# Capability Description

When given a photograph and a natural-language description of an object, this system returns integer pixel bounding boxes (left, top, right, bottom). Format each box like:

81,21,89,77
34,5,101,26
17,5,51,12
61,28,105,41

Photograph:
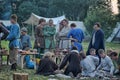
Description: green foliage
16,1,40,22
84,0,117,38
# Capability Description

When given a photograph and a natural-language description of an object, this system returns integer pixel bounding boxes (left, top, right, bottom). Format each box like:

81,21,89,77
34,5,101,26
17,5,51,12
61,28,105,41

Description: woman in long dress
57,19,70,49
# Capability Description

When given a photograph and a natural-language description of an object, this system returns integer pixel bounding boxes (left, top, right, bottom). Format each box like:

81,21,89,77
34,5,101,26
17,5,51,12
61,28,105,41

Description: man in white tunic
96,49,114,77
80,51,99,77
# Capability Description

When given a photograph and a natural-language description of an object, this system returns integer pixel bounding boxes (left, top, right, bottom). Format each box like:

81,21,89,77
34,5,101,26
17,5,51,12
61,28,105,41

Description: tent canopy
106,22,120,43
24,13,66,25
0,20,11,26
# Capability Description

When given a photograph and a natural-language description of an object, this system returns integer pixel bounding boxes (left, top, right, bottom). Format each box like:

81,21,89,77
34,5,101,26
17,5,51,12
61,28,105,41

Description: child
36,52,58,76
19,27,34,69
59,49,81,77
20,27,32,50
80,49,99,77
110,52,120,75
97,49,114,77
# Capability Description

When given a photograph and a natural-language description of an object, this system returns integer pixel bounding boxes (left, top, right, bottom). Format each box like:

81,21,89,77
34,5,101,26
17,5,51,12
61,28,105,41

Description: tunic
67,28,84,52
97,56,114,75
20,34,32,49
60,52,81,77
80,55,99,77
58,26,70,49
34,26,45,48
43,25,56,49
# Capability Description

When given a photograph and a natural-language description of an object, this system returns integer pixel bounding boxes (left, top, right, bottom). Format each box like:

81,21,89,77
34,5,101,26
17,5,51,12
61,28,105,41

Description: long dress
43,25,56,49
58,26,70,49
60,52,81,77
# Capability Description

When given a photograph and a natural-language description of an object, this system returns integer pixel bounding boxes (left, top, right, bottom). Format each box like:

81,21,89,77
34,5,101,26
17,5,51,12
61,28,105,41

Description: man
87,22,105,56
97,49,114,77
0,14,20,70
67,23,84,52
80,50,99,77
43,19,56,52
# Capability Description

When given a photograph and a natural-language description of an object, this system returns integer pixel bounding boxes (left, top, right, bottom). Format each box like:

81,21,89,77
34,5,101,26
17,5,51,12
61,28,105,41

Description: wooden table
18,50,38,70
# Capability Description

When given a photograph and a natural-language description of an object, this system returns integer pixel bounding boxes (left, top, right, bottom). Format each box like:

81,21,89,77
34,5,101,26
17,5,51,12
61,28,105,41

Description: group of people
36,47,120,78
0,14,120,79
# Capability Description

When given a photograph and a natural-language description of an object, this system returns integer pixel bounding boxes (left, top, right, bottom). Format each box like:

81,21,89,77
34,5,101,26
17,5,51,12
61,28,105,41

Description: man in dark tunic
87,22,105,57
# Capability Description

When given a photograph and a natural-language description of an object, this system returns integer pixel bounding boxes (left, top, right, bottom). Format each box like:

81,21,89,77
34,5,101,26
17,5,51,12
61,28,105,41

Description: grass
0,41,120,80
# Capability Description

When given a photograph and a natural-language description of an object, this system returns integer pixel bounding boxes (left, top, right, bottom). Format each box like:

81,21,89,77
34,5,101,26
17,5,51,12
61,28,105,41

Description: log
13,73,28,80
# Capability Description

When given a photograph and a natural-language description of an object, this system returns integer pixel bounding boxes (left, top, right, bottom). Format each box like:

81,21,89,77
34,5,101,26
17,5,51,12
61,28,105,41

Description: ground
0,41,120,80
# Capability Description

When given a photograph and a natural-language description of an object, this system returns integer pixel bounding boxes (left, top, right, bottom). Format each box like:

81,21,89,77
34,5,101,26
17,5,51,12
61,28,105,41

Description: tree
16,1,39,22
84,0,117,38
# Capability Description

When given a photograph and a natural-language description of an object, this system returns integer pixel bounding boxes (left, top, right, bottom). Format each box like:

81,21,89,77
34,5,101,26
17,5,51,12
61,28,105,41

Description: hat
21,27,27,32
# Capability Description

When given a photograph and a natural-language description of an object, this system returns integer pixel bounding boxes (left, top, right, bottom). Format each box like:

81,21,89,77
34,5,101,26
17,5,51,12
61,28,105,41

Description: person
80,49,99,77
96,49,114,77
43,19,56,52
0,14,20,70
34,19,46,58
87,22,105,56
67,23,84,52
36,52,58,76
57,19,70,49
20,27,34,69
59,48,81,77
20,27,32,50
110,52,120,75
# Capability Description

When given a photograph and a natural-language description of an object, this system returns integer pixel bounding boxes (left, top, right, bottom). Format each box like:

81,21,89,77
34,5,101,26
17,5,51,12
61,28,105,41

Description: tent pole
32,22,34,40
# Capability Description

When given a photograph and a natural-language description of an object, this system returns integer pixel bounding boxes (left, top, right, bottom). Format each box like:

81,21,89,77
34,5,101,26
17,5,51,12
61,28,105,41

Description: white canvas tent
106,22,120,43
0,20,11,26
24,13,66,25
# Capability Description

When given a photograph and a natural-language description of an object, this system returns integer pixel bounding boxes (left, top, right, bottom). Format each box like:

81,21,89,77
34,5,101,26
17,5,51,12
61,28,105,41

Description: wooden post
13,73,28,80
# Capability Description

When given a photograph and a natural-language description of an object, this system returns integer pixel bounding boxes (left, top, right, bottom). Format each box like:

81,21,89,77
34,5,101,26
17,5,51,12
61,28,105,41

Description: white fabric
92,32,96,46
24,13,66,25
0,20,11,26
71,50,79,54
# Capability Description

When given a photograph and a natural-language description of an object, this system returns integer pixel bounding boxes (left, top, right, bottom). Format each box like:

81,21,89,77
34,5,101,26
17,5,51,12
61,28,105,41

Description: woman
59,49,81,77
57,19,70,49
36,52,58,76
43,19,56,51
34,18,46,58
